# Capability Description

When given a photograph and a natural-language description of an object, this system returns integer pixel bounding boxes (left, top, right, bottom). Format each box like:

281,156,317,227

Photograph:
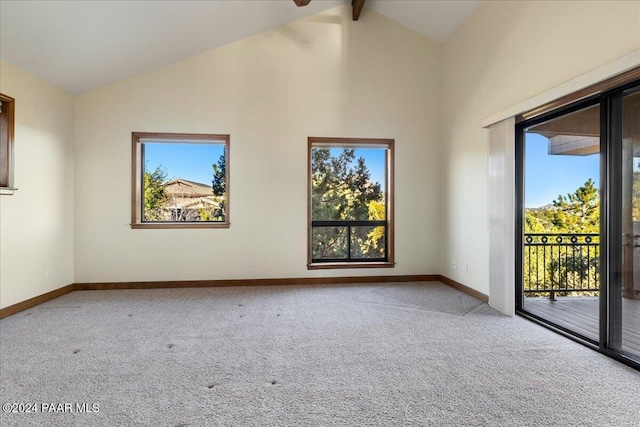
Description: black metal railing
311,220,387,263
524,233,600,299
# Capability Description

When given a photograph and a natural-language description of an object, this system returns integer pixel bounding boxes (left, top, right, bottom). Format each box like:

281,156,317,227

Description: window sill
307,261,395,270
131,222,230,229
0,187,17,195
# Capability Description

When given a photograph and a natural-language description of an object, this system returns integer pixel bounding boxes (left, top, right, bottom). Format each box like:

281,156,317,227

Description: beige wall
441,0,640,295
0,61,74,308
73,6,442,283
5,1,638,307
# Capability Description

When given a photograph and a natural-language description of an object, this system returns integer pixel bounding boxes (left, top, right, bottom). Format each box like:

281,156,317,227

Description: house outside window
131,132,229,229
308,137,394,269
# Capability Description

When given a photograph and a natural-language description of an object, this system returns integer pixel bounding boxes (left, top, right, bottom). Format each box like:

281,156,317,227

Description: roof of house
164,179,214,198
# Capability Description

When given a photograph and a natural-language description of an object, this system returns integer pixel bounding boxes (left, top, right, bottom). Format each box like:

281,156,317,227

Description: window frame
0,93,16,194
307,136,395,269
131,132,230,229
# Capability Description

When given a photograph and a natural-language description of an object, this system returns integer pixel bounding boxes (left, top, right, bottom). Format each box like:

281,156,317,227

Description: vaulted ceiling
0,1,481,95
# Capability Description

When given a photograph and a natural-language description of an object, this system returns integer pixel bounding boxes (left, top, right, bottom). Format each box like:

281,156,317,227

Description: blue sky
329,148,386,186
145,143,225,185
524,133,599,208
145,137,596,207
144,144,387,187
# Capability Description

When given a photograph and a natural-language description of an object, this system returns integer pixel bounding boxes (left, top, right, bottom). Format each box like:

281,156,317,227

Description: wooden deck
524,296,640,358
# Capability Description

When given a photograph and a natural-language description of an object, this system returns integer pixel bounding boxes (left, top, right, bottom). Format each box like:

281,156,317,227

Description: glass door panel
522,104,601,342
615,89,640,360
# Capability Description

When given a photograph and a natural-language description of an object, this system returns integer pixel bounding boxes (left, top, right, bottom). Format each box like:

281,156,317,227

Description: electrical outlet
465,263,469,273
45,267,52,278
249,259,255,268
451,260,457,270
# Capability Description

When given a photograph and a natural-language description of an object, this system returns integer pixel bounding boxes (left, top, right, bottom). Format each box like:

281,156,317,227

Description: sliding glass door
609,87,640,362
519,103,601,342
517,80,640,368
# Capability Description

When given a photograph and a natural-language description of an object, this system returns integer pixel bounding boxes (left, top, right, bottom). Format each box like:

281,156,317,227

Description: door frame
515,81,640,371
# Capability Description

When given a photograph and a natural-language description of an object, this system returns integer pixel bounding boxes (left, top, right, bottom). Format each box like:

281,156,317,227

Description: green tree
550,178,600,233
211,152,226,221
311,148,384,259
523,179,601,297
198,206,218,221
524,210,549,233
311,149,381,220
549,179,601,293
363,200,386,256
144,165,170,221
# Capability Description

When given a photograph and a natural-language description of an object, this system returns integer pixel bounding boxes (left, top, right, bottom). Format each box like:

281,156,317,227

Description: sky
328,147,386,186
524,133,599,208
144,143,225,185
145,143,388,188
145,137,597,207
144,136,601,207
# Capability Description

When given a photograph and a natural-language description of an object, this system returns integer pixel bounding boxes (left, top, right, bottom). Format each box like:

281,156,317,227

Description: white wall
0,61,74,308
73,6,442,283
440,0,640,298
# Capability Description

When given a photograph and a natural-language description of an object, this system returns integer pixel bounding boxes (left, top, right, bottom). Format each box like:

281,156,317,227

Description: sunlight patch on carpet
360,282,484,316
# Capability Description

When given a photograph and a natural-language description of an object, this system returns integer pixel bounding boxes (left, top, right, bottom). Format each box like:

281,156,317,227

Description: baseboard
438,275,489,303
73,274,440,290
1,274,487,319
0,284,75,319
74,275,488,303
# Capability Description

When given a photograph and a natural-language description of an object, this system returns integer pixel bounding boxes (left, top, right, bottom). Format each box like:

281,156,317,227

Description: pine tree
551,178,599,233
311,149,381,221
211,152,226,221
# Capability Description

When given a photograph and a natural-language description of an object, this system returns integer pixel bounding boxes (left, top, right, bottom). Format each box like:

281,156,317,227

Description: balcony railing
524,233,600,299
311,220,387,263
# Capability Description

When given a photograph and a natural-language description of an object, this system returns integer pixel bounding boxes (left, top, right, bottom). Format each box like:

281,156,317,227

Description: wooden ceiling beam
352,0,366,21
293,0,365,20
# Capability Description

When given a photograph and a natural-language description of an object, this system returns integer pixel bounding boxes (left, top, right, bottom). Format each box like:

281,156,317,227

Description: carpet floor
0,281,638,426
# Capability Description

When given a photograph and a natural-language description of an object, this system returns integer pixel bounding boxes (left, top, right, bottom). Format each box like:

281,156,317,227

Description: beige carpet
1,282,639,426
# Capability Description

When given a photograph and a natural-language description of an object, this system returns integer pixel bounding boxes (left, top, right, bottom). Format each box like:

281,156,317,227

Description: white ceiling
367,0,480,43
0,0,481,95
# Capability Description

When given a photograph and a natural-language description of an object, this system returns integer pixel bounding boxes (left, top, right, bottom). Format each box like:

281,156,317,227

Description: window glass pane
311,148,386,221
310,144,389,263
142,142,226,222
617,88,640,361
521,104,601,342
312,226,348,259
350,225,386,259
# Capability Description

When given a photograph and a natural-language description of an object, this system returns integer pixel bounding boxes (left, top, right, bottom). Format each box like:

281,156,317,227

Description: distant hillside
527,203,556,211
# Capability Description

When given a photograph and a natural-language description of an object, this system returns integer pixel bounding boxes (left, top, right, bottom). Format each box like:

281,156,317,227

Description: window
131,132,229,229
0,93,16,194
308,137,394,269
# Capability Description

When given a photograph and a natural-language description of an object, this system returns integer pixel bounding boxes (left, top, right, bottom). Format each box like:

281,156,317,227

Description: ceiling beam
352,0,366,21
